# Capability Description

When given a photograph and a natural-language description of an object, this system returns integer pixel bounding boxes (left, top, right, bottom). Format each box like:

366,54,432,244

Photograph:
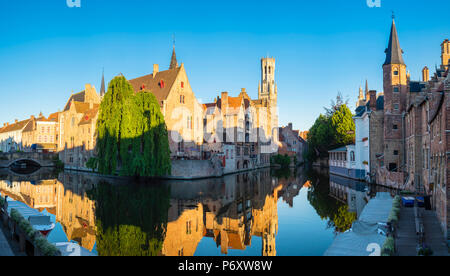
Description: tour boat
6,199,55,237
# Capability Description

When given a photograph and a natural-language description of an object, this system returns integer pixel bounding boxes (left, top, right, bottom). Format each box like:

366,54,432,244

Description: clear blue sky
0,0,449,131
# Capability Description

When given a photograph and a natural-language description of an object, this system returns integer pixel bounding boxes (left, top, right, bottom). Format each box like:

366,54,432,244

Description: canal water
0,167,395,256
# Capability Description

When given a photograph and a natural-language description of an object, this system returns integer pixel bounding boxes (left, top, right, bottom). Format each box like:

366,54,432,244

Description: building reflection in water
0,168,311,256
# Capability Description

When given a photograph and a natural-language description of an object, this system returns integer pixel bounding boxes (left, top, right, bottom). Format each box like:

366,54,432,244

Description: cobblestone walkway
396,207,448,256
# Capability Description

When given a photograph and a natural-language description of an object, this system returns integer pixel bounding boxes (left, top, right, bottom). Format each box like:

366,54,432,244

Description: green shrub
271,154,291,168
10,208,60,255
86,157,98,172
381,237,395,256
34,236,60,256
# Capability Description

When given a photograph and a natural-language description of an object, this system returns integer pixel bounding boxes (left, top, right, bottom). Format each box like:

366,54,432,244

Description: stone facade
58,84,101,170
278,123,307,165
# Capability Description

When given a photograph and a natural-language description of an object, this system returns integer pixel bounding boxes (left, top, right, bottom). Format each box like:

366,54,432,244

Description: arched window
350,151,355,162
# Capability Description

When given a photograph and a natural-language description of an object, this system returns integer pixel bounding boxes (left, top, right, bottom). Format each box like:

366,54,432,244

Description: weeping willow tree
95,76,171,177
87,181,171,256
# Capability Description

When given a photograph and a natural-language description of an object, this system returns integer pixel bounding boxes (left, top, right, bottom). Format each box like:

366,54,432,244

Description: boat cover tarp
324,192,393,256
358,192,393,224
323,221,387,256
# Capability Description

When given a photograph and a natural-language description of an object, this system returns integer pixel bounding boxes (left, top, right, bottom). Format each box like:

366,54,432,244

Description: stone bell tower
258,57,279,147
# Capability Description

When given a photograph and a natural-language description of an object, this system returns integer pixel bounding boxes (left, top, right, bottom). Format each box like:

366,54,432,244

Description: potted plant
417,244,433,256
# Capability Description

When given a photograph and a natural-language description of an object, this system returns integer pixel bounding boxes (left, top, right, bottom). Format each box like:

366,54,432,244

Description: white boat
6,199,55,237
54,241,97,256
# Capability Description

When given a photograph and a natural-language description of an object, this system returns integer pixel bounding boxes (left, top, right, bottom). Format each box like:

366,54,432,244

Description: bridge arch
7,158,44,168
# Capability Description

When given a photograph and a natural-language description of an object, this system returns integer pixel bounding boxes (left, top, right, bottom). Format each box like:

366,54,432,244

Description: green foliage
271,154,291,168
305,93,355,163
34,236,60,256
86,157,98,172
11,209,38,241
333,205,357,233
87,181,171,256
305,169,355,233
388,197,401,224
418,245,433,256
381,237,395,256
10,209,60,255
95,76,171,177
0,196,5,208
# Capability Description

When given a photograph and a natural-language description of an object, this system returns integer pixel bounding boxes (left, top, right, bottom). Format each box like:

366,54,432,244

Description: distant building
0,118,31,152
22,112,59,153
278,123,307,165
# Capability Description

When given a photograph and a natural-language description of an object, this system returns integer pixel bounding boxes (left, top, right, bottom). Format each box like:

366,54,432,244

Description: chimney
422,66,430,82
221,92,229,110
14,119,18,124
30,115,35,120
369,90,377,110
153,64,159,77
288,123,293,130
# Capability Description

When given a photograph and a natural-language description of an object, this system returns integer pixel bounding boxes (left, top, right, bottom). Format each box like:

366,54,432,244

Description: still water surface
0,167,394,256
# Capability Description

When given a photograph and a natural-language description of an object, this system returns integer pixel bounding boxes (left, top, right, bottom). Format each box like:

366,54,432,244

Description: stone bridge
0,152,57,168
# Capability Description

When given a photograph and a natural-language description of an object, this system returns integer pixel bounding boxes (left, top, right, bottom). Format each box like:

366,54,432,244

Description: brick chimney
14,119,18,123
422,66,430,82
369,90,377,110
153,64,159,78
221,92,229,111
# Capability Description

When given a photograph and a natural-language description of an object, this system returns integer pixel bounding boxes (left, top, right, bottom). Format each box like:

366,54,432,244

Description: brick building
357,18,450,239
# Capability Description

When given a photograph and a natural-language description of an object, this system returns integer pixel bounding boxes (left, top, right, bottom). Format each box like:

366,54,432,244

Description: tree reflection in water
305,168,357,234
87,181,171,256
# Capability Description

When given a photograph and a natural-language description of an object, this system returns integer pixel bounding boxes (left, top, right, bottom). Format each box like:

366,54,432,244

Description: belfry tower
258,57,279,147
382,17,407,171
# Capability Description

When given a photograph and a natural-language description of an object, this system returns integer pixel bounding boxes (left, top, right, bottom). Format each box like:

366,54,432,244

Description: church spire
100,68,105,97
384,18,405,65
169,36,178,70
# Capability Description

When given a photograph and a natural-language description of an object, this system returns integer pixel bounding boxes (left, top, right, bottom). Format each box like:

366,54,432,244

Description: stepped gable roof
129,66,182,104
78,106,99,126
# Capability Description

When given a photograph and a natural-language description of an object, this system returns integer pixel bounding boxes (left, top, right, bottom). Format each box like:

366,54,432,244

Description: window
393,124,398,130
159,80,165,88
394,70,399,76
394,150,399,156
181,81,184,88
350,151,355,162
394,104,399,110
393,87,399,92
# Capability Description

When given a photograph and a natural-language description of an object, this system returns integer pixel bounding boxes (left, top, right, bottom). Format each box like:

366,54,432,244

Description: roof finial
172,33,176,49
392,11,395,20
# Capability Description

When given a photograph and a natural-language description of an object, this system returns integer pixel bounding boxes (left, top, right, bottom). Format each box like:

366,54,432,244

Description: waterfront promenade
0,224,14,256
396,207,448,256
